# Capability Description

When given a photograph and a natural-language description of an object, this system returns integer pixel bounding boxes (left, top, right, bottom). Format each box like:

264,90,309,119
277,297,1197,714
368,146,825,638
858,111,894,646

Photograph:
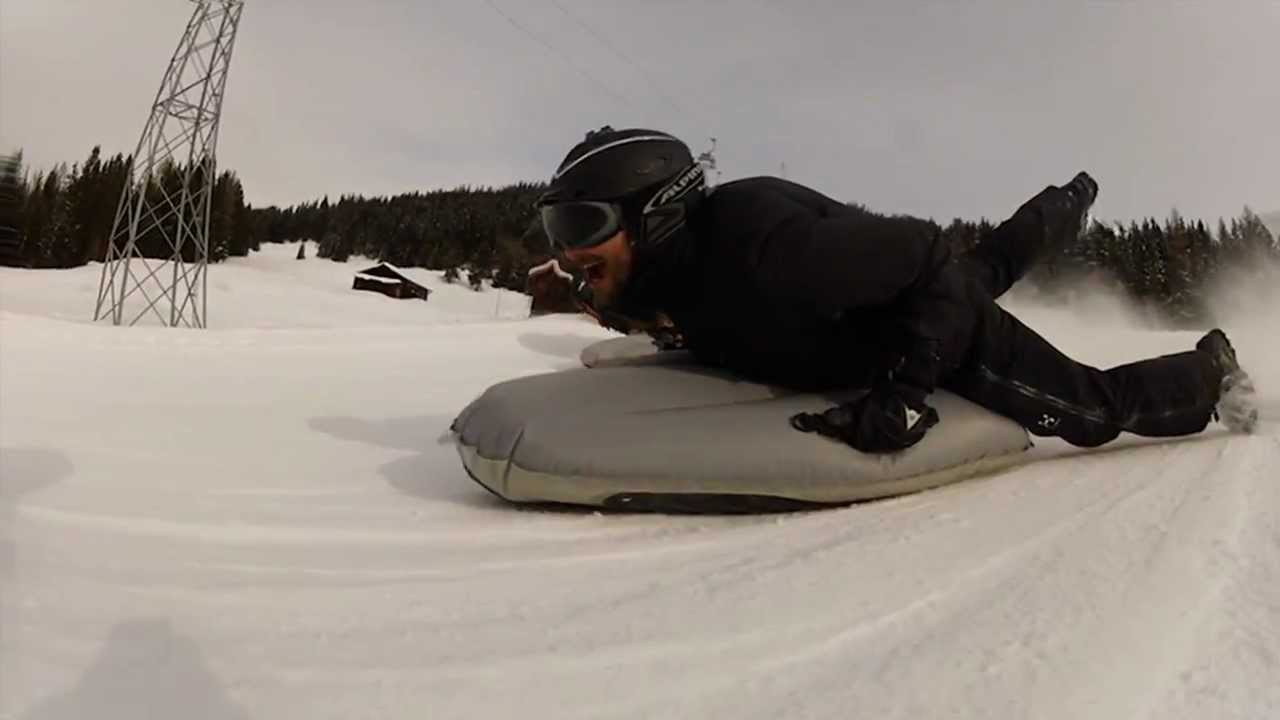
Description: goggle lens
540,201,622,250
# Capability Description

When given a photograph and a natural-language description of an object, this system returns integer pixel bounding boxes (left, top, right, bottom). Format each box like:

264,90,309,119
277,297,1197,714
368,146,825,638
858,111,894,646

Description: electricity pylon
94,1,244,328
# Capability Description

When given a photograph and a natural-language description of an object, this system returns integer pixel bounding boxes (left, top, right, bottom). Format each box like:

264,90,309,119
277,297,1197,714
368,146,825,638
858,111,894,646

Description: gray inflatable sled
452,335,1031,512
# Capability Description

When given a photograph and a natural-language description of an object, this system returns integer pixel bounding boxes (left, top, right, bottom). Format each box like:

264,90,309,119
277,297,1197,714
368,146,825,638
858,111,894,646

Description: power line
482,0,638,113
547,0,693,120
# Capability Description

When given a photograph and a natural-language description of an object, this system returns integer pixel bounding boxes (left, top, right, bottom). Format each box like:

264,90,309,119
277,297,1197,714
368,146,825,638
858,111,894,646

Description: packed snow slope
2,242,1278,719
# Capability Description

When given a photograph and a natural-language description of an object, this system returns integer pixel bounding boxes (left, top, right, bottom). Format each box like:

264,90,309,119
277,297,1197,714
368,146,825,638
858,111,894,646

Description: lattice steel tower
94,1,244,327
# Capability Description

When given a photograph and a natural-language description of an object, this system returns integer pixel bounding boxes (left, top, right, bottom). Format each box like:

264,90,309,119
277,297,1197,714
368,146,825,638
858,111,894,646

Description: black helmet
536,126,705,252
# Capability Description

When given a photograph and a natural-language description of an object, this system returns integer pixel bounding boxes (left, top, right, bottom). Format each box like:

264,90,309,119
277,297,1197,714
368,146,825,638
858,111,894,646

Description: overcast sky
3,0,1277,223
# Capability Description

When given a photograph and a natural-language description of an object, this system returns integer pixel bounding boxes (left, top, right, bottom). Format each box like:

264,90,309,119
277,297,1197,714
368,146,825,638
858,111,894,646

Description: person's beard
588,223,699,333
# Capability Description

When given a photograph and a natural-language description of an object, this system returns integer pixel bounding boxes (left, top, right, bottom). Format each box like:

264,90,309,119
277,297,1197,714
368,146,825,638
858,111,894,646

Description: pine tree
26,166,71,268
1237,206,1275,259
208,170,235,262
64,147,102,267
0,150,25,266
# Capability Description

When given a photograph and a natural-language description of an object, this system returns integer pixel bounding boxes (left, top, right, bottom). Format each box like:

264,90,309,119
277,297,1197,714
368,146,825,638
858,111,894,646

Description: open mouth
580,260,606,285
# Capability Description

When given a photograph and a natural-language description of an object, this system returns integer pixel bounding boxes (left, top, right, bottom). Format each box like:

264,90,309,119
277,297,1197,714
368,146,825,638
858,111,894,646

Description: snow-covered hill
0,242,532,328
2,243,1278,719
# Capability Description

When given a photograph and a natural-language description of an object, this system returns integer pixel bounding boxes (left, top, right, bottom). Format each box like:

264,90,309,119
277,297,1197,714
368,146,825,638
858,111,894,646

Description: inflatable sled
451,335,1031,512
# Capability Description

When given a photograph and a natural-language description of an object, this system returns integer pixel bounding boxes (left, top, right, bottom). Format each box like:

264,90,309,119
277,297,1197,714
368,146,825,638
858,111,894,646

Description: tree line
1013,208,1276,325
250,189,1280,325
0,146,255,269
250,184,552,292
4,146,1276,325
815,204,1278,326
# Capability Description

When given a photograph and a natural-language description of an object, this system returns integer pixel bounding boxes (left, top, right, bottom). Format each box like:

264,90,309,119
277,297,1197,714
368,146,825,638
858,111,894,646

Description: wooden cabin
353,262,431,301
526,259,580,315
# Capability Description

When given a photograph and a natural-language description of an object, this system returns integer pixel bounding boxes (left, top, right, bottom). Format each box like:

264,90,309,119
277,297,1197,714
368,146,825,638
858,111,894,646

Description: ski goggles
539,200,624,250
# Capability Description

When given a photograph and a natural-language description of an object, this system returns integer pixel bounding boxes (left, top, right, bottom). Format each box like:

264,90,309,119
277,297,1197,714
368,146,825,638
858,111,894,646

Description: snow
0,242,531,329
352,273,400,285
2,241,1278,719
528,258,575,281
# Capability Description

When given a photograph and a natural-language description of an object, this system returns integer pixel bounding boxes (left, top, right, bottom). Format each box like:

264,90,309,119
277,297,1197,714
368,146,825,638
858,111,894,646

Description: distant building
526,259,580,315
353,262,431,301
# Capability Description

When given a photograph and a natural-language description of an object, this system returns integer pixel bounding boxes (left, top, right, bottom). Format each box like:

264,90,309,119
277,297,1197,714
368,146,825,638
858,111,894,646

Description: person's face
560,229,633,309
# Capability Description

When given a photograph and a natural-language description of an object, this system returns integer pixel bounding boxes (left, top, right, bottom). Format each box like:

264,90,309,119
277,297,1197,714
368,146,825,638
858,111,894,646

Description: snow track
2,244,1277,719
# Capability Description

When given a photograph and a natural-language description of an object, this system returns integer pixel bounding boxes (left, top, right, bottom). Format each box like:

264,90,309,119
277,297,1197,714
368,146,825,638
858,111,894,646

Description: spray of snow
1001,257,1280,395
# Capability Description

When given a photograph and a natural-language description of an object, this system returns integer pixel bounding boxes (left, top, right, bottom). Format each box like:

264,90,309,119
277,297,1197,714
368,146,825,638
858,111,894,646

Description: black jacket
617,177,980,393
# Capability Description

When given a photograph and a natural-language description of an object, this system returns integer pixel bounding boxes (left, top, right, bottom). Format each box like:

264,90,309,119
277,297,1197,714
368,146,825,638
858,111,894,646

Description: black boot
962,171,1102,299
1196,328,1259,433
1196,328,1240,376
1062,171,1098,210
1061,171,1098,240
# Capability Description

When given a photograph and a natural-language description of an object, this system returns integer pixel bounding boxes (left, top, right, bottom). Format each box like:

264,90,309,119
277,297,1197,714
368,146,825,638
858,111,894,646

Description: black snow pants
940,187,1223,447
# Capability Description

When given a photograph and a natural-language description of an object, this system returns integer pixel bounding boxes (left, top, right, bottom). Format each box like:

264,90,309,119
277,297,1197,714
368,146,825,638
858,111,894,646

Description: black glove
648,325,686,351
790,383,939,453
